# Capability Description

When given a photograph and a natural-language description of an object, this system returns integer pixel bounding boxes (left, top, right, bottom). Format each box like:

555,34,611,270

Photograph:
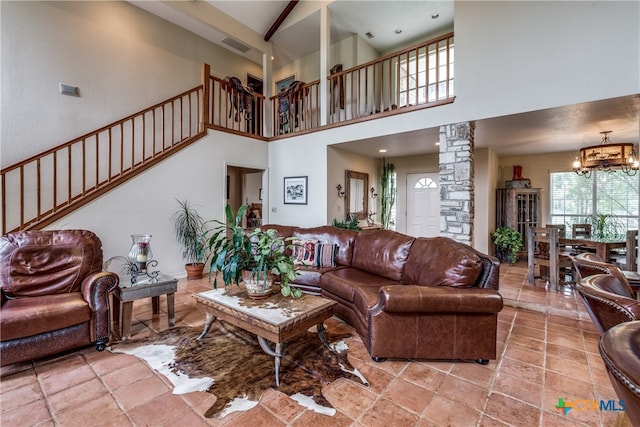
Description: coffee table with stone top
193,284,337,387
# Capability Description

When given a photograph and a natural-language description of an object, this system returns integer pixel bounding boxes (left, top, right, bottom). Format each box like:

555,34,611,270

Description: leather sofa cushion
378,285,503,313
294,226,357,267
0,230,102,298
351,230,415,281
293,265,347,287
403,237,482,288
1,293,91,340
321,267,398,303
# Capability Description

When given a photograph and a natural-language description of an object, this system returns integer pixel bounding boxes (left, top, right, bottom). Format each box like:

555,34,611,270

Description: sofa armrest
81,271,119,341
377,285,503,314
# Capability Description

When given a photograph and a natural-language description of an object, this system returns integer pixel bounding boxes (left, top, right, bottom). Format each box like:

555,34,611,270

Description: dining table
559,235,627,263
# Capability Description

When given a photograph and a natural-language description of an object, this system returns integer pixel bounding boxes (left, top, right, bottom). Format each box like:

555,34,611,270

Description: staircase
1,78,209,234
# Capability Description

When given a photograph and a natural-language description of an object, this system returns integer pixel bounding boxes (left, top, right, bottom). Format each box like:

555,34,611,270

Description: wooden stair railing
1,85,205,234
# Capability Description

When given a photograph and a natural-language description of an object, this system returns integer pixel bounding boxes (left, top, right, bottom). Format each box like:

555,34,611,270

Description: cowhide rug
109,323,368,418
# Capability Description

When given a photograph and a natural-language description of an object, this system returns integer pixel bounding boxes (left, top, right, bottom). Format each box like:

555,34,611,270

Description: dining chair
599,321,640,427
527,226,573,292
572,252,639,299
572,223,592,237
545,224,566,237
577,274,639,334
625,229,637,271
570,223,593,255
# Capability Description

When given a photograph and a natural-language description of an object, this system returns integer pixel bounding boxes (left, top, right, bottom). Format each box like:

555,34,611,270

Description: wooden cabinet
496,188,541,251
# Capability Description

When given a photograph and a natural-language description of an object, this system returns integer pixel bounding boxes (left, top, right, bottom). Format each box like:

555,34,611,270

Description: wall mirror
345,170,368,220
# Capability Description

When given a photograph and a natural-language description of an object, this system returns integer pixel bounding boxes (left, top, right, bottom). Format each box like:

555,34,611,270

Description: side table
112,273,178,340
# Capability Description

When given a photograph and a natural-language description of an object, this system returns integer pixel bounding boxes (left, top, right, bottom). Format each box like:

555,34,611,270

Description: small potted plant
204,204,301,299
492,226,523,264
170,199,208,280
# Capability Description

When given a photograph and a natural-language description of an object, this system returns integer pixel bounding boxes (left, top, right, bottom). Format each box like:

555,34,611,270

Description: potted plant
492,226,523,264
204,204,301,298
331,216,361,231
590,213,623,239
170,199,207,280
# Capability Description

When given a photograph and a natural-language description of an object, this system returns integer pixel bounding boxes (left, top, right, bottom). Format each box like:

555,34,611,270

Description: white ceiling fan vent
221,37,251,53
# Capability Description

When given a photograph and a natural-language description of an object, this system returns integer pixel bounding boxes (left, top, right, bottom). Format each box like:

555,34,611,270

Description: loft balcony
209,33,455,139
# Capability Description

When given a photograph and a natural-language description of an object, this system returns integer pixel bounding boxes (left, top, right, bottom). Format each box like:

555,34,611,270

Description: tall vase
128,234,153,272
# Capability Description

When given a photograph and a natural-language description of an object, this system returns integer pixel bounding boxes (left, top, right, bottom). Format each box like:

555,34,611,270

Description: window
550,171,639,232
414,177,437,189
399,38,454,106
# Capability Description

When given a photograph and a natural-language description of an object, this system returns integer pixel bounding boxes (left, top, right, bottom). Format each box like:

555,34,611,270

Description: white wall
47,131,268,278
1,1,261,166
474,147,499,254
454,1,639,120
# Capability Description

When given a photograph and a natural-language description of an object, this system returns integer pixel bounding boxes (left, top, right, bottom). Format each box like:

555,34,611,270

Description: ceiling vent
365,32,375,39
221,37,251,53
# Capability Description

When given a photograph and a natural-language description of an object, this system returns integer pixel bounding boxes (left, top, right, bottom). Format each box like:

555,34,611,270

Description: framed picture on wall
284,176,307,205
276,75,296,94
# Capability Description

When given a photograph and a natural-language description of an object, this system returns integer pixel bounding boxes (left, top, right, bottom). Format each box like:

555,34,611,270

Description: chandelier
572,131,639,178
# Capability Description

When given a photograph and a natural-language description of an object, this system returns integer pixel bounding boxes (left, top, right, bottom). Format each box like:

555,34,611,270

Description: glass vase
128,234,153,272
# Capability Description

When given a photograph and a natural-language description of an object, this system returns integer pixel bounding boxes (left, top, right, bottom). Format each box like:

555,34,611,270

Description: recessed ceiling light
431,12,439,19
395,29,402,34
379,149,387,153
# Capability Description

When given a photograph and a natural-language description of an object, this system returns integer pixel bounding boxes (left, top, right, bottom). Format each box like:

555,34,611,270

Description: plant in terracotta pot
491,226,523,264
204,204,301,298
170,199,208,280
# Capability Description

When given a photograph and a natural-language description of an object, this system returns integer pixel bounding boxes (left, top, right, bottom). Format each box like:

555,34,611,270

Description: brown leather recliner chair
0,230,119,366
576,273,640,334
599,321,640,426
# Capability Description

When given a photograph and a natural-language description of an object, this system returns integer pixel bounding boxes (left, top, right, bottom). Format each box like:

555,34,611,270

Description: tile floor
0,261,627,426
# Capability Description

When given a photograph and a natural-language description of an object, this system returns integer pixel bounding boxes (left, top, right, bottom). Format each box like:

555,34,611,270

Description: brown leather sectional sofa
263,225,503,363
0,230,119,366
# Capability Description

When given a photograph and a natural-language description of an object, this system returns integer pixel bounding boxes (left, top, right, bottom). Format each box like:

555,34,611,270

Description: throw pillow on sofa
292,239,319,266
315,243,338,268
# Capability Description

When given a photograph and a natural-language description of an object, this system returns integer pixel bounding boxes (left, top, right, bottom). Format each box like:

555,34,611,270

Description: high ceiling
130,1,639,159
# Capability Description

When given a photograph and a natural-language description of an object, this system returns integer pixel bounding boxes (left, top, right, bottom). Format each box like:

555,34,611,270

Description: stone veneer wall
439,121,475,245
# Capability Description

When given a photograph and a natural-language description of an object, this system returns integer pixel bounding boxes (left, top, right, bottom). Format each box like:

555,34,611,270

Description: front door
406,173,440,237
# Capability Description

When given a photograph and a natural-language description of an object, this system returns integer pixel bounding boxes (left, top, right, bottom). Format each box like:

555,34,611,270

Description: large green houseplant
170,199,208,279
492,226,523,264
204,204,301,298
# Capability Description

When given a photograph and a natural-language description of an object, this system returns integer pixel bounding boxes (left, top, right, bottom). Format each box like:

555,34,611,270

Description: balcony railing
268,32,455,136
207,75,266,139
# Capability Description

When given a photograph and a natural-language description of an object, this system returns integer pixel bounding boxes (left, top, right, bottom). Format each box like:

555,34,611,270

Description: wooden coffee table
193,285,337,386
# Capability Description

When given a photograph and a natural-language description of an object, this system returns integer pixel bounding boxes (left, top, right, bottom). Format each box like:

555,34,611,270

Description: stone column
439,121,475,245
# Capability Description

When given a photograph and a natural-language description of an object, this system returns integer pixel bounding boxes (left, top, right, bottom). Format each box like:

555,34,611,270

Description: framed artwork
276,75,296,94
284,176,308,205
